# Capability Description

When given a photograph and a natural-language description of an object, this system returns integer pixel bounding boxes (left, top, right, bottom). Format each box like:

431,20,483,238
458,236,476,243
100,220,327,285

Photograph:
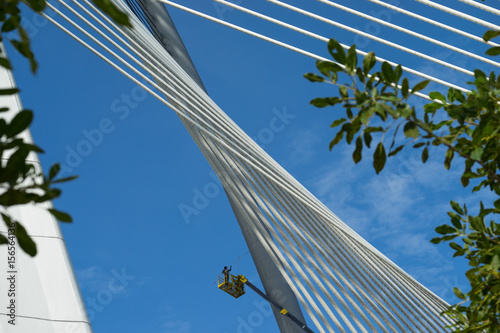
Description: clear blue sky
7,0,500,332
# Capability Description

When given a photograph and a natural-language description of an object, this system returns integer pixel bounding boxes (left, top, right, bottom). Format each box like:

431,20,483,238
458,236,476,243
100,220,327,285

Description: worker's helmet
224,266,227,269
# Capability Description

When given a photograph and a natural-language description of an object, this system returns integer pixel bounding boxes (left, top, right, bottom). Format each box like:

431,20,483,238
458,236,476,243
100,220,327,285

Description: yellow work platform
217,274,246,298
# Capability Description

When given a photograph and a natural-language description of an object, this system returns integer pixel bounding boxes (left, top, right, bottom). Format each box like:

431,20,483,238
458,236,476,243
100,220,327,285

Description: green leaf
14,222,37,257
470,147,483,161
411,80,430,94
429,91,446,103
0,88,19,95
48,208,73,223
494,198,500,210
346,107,353,120
359,107,374,124
485,46,500,56
421,147,429,163
0,59,9,71
373,142,386,174
356,68,365,83
461,175,470,187
474,69,486,80
381,62,393,82
363,131,372,148
364,126,383,133
436,224,456,235
51,175,78,184
450,201,464,215
327,39,346,64
401,78,409,98
449,242,462,252
330,118,346,128
362,52,376,74
49,163,60,180
25,0,47,12
1,213,12,227
19,143,44,153
453,287,466,300
339,85,348,98
491,255,500,272
353,136,363,164
444,148,454,170
5,146,30,172
346,45,357,74
2,15,21,33
448,212,462,229
388,144,404,157
10,31,37,73
7,110,33,138
463,238,473,245
393,65,402,84
0,234,7,245
435,224,456,235
92,0,131,27
316,61,343,80
403,122,419,138
329,131,344,150
303,73,325,83
469,216,484,232
430,237,442,244
483,30,500,42
310,98,331,108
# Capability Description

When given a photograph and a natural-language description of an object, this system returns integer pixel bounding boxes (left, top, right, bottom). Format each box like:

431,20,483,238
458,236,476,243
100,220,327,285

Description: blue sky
6,0,500,332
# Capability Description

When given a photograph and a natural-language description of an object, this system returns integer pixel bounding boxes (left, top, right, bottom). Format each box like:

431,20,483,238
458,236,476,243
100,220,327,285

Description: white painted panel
0,49,92,332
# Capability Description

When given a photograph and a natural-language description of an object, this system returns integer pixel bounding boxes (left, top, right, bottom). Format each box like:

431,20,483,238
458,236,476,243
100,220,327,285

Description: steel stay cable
160,0,439,102
414,0,500,31
241,164,388,332
250,166,438,330
205,113,436,330
152,37,386,332
147,39,334,330
120,1,454,330
229,156,367,332
44,1,354,236
214,0,471,92
458,0,500,16
340,241,445,331
268,0,475,76
186,108,340,331
103,0,482,278
318,0,500,68
70,0,380,234
258,174,405,332
256,162,447,330
253,161,437,329
368,0,500,46
185,126,330,332
240,148,444,330
135,26,332,330
45,1,456,330
216,151,343,332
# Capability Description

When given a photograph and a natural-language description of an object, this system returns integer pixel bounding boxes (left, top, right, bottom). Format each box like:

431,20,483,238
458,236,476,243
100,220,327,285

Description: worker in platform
222,266,232,283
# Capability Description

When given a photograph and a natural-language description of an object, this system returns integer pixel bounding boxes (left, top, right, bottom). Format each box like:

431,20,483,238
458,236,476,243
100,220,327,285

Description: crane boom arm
240,277,315,333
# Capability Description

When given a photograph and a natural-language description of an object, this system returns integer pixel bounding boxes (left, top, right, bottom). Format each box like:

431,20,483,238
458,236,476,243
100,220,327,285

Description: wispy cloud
305,144,470,299
285,125,322,166
76,266,110,293
163,317,191,333
156,304,193,333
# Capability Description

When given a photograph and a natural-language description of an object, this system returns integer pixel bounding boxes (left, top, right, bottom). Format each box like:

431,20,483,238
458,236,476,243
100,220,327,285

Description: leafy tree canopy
305,32,500,332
